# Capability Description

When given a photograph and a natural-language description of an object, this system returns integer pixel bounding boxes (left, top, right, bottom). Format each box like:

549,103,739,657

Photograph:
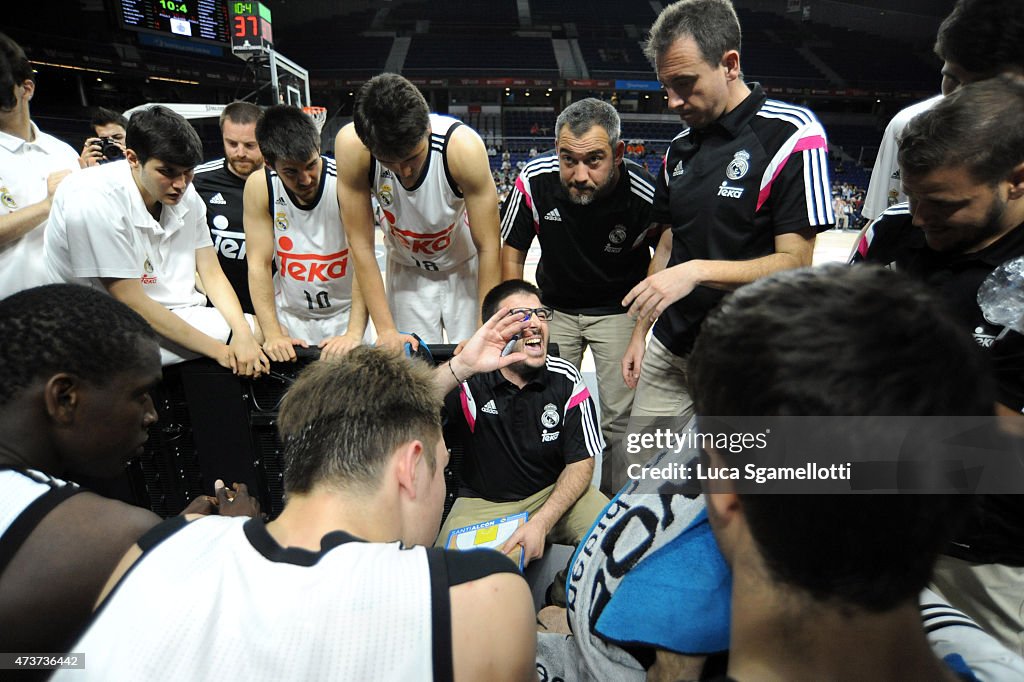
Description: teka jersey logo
212,229,246,260
717,181,744,199
380,208,456,256
545,208,562,222
973,326,998,348
277,236,350,283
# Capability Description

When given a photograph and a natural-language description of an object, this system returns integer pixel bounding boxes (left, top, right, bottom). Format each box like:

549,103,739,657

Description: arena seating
577,36,650,78
529,0,656,27
388,0,520,30
404,35,559,76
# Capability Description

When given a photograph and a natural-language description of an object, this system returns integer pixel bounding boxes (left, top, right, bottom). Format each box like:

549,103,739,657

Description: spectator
833,195,849,229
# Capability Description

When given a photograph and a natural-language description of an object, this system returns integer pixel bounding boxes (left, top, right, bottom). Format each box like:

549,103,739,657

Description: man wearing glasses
435,280,608,592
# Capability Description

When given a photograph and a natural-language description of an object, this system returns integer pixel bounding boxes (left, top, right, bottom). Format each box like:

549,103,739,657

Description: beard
228,157,261,178
927,193,1007,253
563,168,618,206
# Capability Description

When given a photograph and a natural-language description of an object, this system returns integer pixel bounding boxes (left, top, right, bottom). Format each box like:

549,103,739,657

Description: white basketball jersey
268,157,353,321
59,516,439,681
371,115,476,272
0,469,74,538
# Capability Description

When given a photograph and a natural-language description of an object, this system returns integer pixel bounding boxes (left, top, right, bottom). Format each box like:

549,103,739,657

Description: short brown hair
278,347,442,494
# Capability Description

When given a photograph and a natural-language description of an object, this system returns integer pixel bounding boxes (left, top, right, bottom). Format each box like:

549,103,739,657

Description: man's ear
703,446,741,520
721,50,741,81
705,488,741,523
394,439,426,500
613,139,625,166
125,148,140,169
21,79,35,102
1006,161,1024,200
43,373,79,425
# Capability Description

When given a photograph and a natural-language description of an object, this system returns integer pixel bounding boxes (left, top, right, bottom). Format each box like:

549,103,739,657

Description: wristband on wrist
448,358,464,383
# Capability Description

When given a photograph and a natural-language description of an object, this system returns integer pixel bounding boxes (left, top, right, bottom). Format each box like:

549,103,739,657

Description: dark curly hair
0,284,158,407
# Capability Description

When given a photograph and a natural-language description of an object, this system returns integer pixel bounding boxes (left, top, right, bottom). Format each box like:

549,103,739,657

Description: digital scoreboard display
119,0,230,45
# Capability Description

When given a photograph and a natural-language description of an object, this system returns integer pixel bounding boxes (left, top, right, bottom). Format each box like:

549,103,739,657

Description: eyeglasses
506,307,554,321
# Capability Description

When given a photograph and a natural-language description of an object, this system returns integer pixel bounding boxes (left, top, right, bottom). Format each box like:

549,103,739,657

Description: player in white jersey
0,285,258,656
337,73,500,348
245,105,366,362
60,319,542,681
0,32,79,299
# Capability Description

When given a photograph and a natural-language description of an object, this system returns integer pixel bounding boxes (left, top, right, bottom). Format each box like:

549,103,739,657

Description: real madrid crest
541,403,560,429
275,212,289,231
379,185,394,207
726,150,750,180
0,186,16,209
608,225,627,245
143,258,154,273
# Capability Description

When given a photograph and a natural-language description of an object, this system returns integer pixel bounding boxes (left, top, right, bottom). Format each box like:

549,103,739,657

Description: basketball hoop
302,105,328,133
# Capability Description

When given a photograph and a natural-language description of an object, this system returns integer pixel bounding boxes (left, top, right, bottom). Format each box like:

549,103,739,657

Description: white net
302,106,327,133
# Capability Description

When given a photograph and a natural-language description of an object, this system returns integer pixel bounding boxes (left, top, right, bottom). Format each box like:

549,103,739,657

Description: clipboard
445,511,529,570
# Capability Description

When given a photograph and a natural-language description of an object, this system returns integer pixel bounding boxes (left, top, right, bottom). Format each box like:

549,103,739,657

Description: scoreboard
230,2,273,52
118,0,230,45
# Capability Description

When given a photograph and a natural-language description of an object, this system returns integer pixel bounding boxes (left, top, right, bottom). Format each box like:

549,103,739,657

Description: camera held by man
79,107,128,167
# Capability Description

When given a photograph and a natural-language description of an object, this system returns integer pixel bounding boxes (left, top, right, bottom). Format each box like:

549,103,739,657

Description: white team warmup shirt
45,159,211,308
266,156,354,341
44,160,249,365
0,123,79,298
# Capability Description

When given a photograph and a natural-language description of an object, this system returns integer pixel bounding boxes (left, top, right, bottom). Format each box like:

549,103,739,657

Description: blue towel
593,508,732,654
